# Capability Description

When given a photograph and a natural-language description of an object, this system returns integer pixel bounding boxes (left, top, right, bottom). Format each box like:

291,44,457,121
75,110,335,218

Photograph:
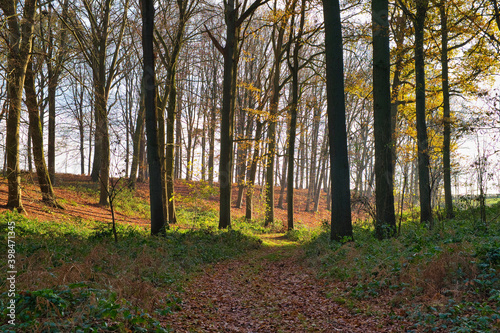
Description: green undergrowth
306,203,500,332
0,211,261,332
176,206,298,236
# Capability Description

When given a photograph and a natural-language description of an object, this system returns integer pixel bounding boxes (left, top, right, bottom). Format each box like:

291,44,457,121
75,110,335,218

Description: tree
440,0,453,219
397,0,432,227
322,0,353,241
286,0,305,230
24,58,61,208
206,0,268,229
62,0,130,205
413,0,433,227
1,0,37,213
372,0,396,238
129,82,145,189
43,0,70,185
264,0,291,227
142,0,165,235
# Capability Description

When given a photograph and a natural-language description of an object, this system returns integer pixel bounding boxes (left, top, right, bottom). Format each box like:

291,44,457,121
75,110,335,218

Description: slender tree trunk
130,87,145,188
390,14,406,172
79,119,85,175
166,71,178,223
47,77,56,184
208,65,217,185
305,104,320,212
175,99,182,179
25,60,61,208
372,0,396,238
287,0,304,228
236,113,252,208
246,119,263,220
323,0,353,241
440,0,454,219
97,83,110,206
201,110,206,181
264,43,284,225
27,128,32,172
298,132,304,189
277,153,287,209
313,137,328,212
138,130,147,182
157,87,168,220
91,105,102,182
414,0,433,227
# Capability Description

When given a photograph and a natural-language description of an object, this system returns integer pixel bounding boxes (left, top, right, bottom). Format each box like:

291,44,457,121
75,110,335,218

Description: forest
1,0,500,331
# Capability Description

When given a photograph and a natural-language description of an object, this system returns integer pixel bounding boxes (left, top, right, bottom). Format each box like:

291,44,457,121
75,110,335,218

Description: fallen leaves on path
166,235,408,332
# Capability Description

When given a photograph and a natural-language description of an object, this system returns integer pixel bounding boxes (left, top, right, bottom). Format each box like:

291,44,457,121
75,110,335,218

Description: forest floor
0,173,404,331
166,234,408,332
2,173,499,332
0,173,334,229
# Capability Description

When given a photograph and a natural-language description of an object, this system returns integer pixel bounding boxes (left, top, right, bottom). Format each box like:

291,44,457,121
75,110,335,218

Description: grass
305,203,500,332
0,211,261,332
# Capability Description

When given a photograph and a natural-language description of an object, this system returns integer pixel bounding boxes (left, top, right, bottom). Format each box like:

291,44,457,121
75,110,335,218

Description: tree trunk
313,136,328,212
277,152,287,210
323,0,353,241
440,0,454,219
27,127,32,173
246,119,263,220
264,29,285,226
97,82,110,206
414,0,433,227
2,0,37,213
166,69,178,223
129,87,145,188
142,0,166,235
47,78,56,184
138,129,147,182
236,111,253,208
157,85,168,220
25,60,61,208
286,0,304,228
90,105,102,182
218,0,238,229
175,99,182,179
305,103,321,212
208,68,217,185
372,0,396,238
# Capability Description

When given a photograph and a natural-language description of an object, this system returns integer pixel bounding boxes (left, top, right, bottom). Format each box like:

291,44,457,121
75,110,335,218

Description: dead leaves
164,243,408,332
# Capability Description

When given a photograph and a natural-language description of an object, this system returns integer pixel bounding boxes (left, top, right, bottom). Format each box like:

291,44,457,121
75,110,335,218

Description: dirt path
166,234,407,332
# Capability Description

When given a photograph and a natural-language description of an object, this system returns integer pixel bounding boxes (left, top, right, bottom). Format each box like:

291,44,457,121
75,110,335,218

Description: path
166,234,406,332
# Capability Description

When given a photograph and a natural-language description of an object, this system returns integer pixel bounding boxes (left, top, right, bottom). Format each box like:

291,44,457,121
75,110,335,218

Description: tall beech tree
372,0,396,238
154,0,198,223
206,0,267,229
142,0,165,235
264,0,292,227
1,0,37,213
413,0,433,227
440,0,453,219
43,0,70,185
322,0,353,241
25,59,61,208
398,0,432,227
286,0,305,230
63,0,130,205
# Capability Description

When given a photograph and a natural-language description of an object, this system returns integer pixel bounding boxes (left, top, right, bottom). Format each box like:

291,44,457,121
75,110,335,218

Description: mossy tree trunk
2,0,37,213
